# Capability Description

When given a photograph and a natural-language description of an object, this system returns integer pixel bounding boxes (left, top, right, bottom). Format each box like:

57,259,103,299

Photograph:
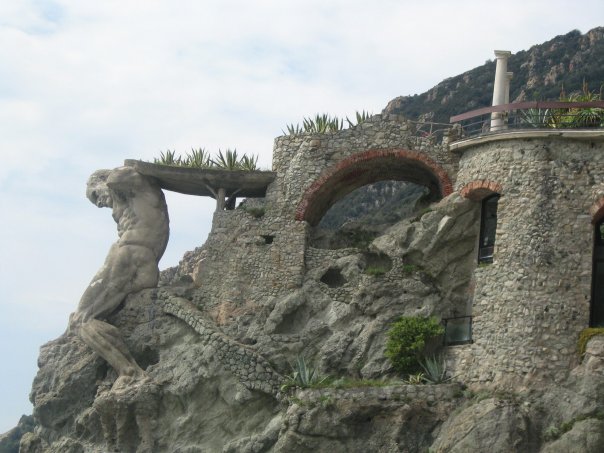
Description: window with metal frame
478,194,500,264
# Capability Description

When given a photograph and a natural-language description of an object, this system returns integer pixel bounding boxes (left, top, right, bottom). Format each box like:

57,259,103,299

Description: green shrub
241,206,265,218
385,316,444,374
402,264,417,275
365,265,387,276
577,327,604,358
543,425,561,441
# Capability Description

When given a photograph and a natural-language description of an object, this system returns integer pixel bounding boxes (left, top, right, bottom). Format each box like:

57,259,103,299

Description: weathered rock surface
18,190,604,452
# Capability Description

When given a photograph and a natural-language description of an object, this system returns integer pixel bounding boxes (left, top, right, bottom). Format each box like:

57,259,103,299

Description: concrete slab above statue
69,166,169,386
124,159,276,198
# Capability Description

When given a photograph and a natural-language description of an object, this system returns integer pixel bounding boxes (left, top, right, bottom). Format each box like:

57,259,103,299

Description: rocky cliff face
10,25,604,453
17,193,604,452
384,27,604,123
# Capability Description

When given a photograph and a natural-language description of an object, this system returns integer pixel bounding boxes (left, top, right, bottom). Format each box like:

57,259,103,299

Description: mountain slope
384,27,604,123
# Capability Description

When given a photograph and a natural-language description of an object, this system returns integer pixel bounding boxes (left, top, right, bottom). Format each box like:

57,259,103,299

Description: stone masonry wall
161,296,284,396
190,206,308,309
449,136,604,387
267,114,458,221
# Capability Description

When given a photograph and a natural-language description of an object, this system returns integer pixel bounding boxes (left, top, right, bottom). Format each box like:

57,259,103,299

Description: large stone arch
295,149,453,226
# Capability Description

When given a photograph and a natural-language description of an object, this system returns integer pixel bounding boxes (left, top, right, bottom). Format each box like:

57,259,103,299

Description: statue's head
86,169,113,208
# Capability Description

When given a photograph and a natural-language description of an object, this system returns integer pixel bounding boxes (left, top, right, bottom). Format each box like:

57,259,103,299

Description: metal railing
443,316,473,346
450,101,604,138
409,120,454,144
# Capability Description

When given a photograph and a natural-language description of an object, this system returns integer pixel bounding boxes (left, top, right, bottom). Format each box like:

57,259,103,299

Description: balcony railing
450,101,604,138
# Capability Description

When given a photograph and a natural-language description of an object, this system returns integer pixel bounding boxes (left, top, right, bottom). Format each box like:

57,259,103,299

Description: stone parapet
295,382,462,407
162,296,284,396
269,114,458,222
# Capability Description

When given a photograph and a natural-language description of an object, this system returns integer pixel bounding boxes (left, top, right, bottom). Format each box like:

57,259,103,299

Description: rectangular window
478,194,500,264
591,219,604,326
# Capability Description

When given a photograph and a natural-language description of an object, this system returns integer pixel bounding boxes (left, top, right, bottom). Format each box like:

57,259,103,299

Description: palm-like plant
154,149,180,166
519,108,551,128
239,153,258,171
283,123,304,135
185,147,212,168
283,111,372,136
551,81,604,128
213,148,240,170
346,110,372,128
303,113,344,133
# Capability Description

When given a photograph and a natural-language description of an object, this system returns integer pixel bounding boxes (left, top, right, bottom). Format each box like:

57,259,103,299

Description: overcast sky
1,0,603,433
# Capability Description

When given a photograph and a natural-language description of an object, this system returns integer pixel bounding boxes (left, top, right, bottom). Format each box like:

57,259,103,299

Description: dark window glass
478,194,500,264
592,219,604,326
597,221,604,246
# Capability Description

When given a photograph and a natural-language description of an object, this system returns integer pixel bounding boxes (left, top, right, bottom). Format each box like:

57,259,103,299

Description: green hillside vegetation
386,28,604,123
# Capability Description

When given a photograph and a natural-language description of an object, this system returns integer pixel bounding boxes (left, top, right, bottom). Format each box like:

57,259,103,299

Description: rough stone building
17,47,604,452
136,106,604,390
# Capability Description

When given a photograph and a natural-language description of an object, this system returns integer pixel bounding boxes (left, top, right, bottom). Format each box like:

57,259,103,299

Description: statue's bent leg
80,319,145,378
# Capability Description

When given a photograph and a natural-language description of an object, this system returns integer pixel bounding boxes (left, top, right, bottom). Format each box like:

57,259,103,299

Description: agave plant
213,148,240,170
419,355,451,384
346,110,372,128
519,108,551,128
303,113,344,133
239,153,258,171
283,123,304,135
185,148,212,168
281,356,327,390
283,110,371,135
154,149,180,166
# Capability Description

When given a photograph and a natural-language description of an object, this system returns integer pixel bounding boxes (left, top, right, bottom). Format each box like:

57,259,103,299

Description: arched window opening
591,218,604,326
478,194,500,264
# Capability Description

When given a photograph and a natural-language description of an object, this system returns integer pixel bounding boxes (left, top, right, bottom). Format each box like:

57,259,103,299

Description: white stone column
490,50,512,132
504,72,513,104
504,72,513,127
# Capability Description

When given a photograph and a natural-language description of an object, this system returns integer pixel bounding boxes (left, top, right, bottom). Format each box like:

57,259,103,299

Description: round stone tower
449,131,604,387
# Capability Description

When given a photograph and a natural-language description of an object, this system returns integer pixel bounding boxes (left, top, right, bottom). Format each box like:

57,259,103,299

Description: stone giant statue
69,166,169,386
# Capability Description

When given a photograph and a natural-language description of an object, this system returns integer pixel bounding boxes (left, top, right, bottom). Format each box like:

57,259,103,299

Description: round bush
385,316,444,374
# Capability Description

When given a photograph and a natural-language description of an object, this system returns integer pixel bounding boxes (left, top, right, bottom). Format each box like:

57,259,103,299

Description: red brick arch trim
295,149,453,225
459,179,503,201
590,197,604,224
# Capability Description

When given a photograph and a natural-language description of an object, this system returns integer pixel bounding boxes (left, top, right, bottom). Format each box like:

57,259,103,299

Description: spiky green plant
519,108,552,128
185,148,212,168
239,153,259,171
154,149,180,166
403,372,425,385
303,113,343,133
419,355,451,384
213,148,240,170
283,111,371,135
283,123,304,135
281,356,327,390
346,110,372,128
